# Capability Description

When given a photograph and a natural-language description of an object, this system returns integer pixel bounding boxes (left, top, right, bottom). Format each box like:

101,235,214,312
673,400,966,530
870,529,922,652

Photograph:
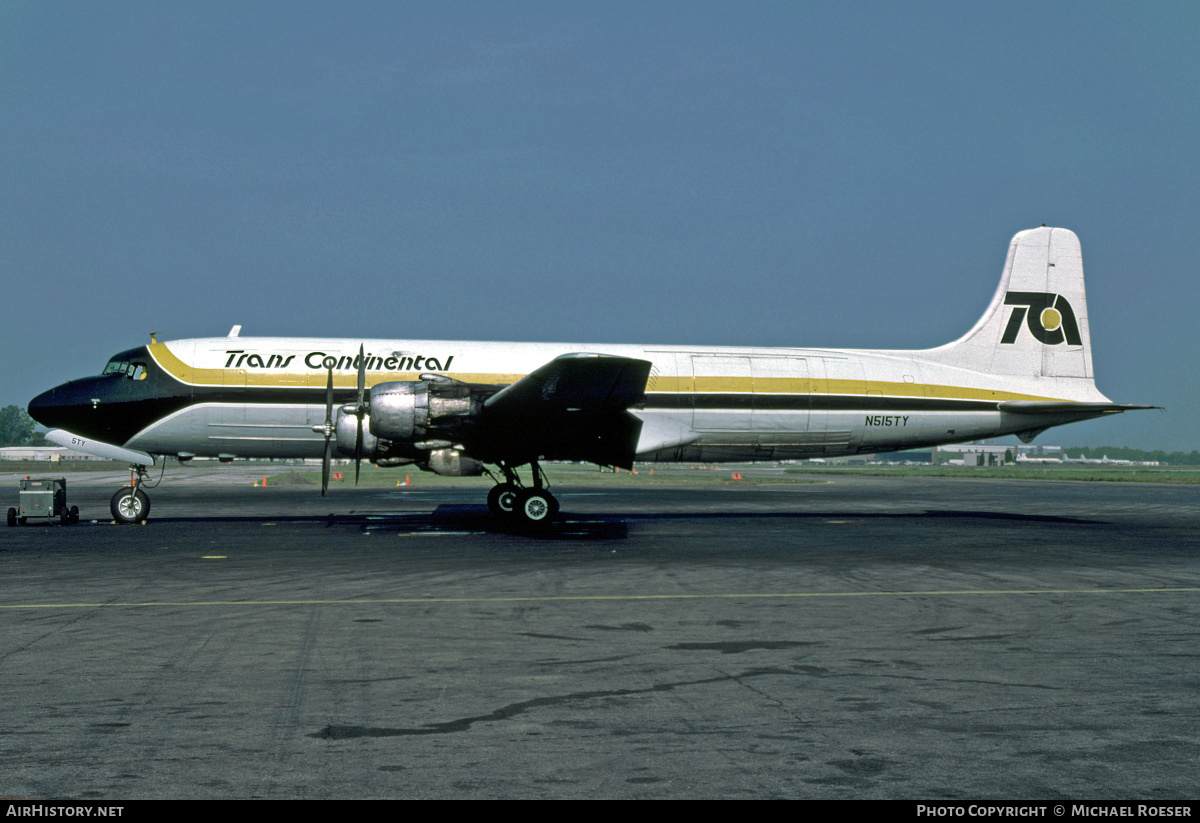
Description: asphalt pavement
1,471,1198,798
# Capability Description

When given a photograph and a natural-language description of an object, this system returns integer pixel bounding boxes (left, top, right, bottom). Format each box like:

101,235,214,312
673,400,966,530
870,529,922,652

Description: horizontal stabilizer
998,401,1160,415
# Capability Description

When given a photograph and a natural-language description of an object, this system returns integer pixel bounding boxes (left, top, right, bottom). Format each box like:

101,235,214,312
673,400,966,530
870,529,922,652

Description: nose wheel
111,487,150,524
110,463,154,524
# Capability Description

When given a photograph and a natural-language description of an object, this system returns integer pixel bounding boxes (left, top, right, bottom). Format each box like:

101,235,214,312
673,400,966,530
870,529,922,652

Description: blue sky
2,2,1197,450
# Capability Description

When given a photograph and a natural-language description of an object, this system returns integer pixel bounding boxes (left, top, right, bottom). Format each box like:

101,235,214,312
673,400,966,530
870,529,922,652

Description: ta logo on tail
1001,292,1083,346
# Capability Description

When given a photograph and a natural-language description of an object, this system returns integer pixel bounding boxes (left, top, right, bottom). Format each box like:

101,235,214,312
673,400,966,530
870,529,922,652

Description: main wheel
69,505,80,525
515,489,559,527
111,488,150,524
6,508,15,527
487,483,520,517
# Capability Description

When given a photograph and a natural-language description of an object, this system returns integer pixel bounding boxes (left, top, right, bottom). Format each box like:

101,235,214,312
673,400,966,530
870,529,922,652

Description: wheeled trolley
7,477,79,526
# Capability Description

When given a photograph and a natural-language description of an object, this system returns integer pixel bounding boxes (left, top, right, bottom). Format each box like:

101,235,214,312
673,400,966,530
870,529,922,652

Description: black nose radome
27,385,62,428
28,378,101,432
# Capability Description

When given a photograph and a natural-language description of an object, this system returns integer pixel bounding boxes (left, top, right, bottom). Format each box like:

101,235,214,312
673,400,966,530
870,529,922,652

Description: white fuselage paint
123,336,1099,463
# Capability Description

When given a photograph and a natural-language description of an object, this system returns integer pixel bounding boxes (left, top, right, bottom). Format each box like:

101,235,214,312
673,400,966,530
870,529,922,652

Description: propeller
313,364,335,496
310,347,368,494
354,343,367,485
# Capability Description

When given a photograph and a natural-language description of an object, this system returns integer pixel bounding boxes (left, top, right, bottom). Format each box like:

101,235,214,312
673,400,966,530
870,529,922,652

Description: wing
477,353,652,469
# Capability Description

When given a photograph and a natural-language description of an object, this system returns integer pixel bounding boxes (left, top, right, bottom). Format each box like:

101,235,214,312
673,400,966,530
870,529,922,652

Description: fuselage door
750,356,809,434
690,355,751,430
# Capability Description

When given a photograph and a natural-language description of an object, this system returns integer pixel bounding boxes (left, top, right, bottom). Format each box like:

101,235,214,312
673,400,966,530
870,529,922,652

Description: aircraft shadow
77,505,1107,541
367,504,1109,540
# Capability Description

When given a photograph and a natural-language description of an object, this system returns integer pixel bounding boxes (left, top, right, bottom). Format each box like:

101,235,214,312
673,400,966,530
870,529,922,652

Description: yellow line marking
1,587,1196,610
201,555,226,559
149,342,1066,403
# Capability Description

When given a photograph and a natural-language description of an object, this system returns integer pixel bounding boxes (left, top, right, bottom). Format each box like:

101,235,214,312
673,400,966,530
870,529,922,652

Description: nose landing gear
110,486,150,524
110,464,154,524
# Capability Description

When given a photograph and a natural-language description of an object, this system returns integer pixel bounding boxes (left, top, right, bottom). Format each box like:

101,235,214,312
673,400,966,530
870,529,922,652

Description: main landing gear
110,464,153,524
486,461,559,528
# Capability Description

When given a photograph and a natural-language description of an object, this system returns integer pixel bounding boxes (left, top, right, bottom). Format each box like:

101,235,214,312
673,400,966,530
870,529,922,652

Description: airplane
26,226,1154,527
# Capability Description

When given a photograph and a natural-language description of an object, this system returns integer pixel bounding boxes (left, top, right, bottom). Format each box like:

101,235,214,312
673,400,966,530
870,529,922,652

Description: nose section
27,384,65,428
28,378,100,431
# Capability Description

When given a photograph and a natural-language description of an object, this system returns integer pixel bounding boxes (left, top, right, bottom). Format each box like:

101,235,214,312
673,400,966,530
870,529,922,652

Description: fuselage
28,335,1108,464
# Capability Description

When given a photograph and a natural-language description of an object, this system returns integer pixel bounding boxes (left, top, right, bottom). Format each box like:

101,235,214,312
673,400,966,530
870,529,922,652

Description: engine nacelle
335,408,378,457
368,380,473,443
426,448,485,477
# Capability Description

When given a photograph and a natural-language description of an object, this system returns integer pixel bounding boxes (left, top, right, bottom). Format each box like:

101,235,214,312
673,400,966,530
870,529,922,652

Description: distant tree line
0,405,47,447
1064,445,1200,466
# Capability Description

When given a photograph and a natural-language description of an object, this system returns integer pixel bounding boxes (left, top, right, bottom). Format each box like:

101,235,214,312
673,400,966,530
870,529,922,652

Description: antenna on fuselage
228,325,242,338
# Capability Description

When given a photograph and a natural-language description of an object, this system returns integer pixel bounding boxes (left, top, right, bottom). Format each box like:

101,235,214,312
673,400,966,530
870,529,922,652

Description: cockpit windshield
102,360,146,379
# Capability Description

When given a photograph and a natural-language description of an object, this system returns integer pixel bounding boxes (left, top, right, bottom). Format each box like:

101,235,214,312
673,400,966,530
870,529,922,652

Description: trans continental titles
222,350,456,372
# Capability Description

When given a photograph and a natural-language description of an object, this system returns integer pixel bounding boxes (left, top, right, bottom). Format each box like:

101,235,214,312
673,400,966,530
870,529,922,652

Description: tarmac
1,468,1198,799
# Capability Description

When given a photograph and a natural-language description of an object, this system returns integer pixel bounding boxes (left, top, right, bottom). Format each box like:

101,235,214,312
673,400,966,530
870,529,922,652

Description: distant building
932,443,1015,466
0,446,110,461
931,442,1088,466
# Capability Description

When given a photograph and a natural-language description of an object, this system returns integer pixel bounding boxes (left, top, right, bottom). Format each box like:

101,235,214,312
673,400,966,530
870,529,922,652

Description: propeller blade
354,343,366,486
322,435,332,497
321,365,334,497
356,343,366,411
325,365,334,428
355,415,363,486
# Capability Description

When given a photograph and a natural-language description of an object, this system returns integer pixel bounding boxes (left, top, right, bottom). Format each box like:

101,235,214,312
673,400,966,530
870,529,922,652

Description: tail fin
926,227,1097,384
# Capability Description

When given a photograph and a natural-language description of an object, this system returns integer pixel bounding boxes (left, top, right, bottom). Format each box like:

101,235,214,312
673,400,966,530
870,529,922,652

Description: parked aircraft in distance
27,226,1153,526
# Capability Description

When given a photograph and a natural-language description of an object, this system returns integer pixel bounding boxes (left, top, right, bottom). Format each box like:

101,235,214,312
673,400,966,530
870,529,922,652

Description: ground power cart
7,477,79,526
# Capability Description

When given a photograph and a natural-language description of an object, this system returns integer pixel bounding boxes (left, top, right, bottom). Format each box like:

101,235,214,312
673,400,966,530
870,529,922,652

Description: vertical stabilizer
926,227,1095,383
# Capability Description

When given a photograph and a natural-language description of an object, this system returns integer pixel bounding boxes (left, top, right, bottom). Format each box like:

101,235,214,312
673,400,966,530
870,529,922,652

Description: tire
111,488,150,524
487,484,520,517
60,508,69,526
6,508,15,527
515,489,558,527
69,506,79,525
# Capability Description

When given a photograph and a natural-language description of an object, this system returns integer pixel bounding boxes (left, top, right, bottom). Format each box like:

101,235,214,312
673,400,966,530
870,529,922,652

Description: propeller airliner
27,227,1153,526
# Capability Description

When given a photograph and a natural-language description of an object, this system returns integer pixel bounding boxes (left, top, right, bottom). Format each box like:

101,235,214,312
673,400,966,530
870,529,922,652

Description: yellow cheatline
688,376,1063,402
147,341,523,390
1,587,1197,610
148,342,1066,402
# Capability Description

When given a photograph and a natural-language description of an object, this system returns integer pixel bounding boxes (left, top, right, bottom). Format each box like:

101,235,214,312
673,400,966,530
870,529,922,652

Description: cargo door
750,356,809,438
690,355,752,431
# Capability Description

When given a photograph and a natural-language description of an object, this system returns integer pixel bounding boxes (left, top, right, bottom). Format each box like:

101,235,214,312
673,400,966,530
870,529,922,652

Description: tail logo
1001,292,1082,346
